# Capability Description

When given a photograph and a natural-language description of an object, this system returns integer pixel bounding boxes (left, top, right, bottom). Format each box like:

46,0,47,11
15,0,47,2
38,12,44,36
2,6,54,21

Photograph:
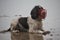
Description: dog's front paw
12,30,19,33
42,31,50,35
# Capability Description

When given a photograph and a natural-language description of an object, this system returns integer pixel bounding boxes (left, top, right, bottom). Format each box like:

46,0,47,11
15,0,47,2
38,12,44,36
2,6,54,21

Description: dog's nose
41,9,47,15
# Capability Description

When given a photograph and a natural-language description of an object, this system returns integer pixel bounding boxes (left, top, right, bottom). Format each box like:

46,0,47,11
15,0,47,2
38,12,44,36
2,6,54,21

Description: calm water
0,17,60,40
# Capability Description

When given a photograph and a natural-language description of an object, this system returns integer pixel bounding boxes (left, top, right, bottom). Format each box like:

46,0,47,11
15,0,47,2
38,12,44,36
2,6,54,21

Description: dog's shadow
11,32,44,40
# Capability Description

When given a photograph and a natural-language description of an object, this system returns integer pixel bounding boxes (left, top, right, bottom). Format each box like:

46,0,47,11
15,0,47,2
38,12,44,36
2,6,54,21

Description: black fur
30,6,43,19
18,17,29,29
31,6,39,19
16,17,29,32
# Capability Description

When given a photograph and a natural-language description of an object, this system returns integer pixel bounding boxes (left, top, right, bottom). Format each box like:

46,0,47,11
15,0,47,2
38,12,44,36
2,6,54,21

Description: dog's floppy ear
30,6,40,19
31,5,47,19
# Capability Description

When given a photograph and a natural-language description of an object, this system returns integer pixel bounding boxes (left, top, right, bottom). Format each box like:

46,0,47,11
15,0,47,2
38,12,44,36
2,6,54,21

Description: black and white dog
0,5,50,35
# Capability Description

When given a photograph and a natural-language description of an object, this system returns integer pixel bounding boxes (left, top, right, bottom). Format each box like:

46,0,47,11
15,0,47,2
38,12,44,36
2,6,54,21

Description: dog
0,5,50,35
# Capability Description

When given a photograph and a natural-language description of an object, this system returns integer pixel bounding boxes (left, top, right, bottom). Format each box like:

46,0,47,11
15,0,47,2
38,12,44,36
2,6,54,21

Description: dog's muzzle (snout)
38,9,47,19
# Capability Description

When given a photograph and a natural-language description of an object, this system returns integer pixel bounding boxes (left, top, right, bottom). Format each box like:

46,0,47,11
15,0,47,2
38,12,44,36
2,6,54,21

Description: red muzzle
38,9,47,19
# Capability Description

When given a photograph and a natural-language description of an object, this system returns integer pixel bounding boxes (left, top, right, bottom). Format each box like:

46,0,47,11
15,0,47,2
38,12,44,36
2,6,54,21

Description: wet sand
0,32,43,40
0,30,60,40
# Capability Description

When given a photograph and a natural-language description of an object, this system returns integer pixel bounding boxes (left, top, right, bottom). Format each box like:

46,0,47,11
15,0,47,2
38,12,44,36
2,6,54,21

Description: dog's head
30,5,47,20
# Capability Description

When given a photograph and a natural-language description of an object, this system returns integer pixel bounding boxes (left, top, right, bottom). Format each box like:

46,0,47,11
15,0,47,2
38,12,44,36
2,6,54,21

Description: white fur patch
27,17,43,33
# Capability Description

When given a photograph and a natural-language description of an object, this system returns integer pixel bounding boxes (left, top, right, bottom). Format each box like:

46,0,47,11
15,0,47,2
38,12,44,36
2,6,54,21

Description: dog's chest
27,17,42,30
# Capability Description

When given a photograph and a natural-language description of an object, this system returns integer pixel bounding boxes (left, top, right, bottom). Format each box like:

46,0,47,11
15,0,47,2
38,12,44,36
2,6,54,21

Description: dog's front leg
29,30,43,34
40,28,50,35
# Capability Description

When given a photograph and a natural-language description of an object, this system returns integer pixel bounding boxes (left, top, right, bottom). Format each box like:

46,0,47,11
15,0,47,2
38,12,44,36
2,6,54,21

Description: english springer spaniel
0,5,50,35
